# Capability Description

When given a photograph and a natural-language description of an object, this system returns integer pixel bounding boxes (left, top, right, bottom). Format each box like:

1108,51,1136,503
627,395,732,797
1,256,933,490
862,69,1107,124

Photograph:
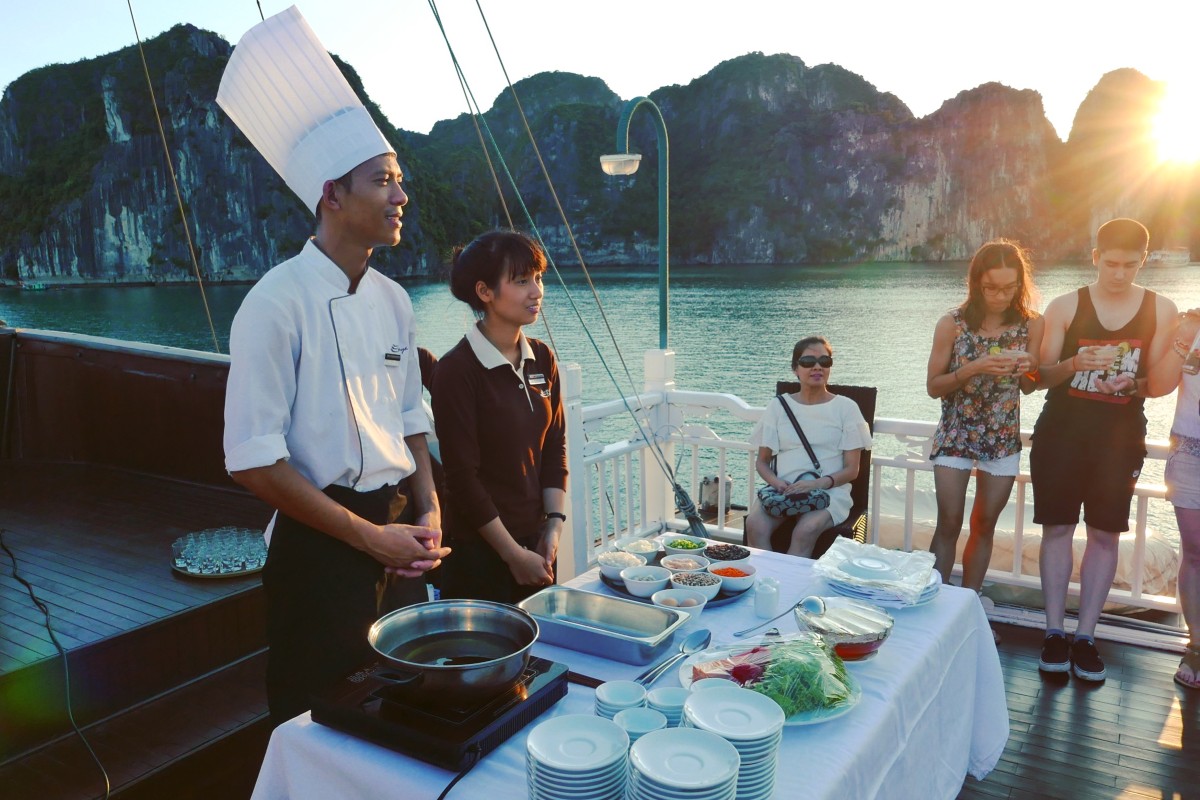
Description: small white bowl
646,686,691,712
621,565,672,597
660,554,711,573
613,707,668,741
618,536,662,558
707,561,756,593
596,679,647,709
651,588,707,622
598,550,646,580
669,571,722,600
661,535,709,557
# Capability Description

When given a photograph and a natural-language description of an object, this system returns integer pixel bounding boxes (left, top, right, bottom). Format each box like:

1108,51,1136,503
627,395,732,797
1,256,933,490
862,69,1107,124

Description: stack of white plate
827,567,941,607
646,686,690,726
526,714,629,800
681,685,784,800
627,727,740,800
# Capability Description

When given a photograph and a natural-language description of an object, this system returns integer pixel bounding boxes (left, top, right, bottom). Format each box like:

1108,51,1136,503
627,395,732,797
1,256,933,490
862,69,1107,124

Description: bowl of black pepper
704,543,751,562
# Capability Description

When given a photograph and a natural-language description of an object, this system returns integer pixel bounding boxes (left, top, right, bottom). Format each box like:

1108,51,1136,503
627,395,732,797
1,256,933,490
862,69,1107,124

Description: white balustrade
560,351,1184,646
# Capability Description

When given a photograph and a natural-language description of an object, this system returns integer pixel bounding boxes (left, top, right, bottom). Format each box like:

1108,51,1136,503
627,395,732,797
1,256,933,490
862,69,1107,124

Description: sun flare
1153,80,1200,163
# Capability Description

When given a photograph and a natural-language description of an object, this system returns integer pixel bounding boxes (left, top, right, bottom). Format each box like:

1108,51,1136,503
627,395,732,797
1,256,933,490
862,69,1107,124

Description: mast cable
426,1,675,483
426,3,678,516
426,0,702,526
471,1,705,529
448,57,514,231
431,11,561,354
470,0,643,405
125,0,221,354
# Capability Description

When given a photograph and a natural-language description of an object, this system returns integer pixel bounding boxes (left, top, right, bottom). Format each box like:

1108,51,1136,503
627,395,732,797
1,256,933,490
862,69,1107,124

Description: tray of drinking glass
171,526,267,579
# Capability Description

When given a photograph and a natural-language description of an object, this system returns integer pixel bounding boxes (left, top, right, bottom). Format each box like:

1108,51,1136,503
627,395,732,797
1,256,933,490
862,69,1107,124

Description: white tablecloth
251,550,1008,800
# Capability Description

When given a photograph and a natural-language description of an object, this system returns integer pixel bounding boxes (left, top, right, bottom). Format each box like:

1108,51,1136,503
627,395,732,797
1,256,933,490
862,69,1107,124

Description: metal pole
614,97,670,349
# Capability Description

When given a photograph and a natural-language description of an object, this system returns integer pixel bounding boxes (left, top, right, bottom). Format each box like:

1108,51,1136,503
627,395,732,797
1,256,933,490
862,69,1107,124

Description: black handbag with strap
756,395,831,518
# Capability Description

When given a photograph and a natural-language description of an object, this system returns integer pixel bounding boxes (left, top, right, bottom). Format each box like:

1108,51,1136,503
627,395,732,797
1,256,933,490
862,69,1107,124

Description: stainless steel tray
519,585,689,665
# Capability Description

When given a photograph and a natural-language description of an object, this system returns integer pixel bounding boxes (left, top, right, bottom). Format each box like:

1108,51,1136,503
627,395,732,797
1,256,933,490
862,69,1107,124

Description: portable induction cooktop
310,656,568,771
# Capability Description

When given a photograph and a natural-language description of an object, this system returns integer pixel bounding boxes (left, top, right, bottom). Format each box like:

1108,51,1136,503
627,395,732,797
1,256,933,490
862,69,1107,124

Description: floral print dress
930,309,1028,462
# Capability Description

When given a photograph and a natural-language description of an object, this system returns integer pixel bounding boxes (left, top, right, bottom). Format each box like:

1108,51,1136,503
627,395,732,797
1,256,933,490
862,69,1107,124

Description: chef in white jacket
217,6,450,727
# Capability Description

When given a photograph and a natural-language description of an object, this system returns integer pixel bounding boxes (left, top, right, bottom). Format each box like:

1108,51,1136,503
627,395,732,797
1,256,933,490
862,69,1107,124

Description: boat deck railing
559,351,1186,652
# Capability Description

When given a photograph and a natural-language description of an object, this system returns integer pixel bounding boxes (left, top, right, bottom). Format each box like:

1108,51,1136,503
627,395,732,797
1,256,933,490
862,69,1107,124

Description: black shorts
1029,421,1145,533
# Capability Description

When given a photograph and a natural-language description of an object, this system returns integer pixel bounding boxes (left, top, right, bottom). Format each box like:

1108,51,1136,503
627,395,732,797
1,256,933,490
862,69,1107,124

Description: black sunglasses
796,355,833,369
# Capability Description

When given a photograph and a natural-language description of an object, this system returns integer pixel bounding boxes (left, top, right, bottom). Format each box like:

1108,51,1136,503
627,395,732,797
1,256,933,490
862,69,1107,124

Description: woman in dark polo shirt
432,231,568,604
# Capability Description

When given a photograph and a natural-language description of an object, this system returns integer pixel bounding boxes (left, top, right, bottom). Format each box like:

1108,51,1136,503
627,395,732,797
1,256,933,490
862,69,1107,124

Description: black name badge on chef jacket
528,372,550,398
384,344,408,367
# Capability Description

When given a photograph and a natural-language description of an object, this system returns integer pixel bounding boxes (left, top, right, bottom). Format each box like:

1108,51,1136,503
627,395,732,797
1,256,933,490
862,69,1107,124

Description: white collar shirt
223,240,430,492
465,323,536,411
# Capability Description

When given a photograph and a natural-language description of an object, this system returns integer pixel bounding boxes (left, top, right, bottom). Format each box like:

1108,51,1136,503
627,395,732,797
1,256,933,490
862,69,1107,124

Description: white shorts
1166,450,1200,510
931,453,1020,478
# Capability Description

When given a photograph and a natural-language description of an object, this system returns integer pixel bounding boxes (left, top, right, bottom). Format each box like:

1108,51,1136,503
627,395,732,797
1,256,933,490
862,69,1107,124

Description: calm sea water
3,261,1197,440
7,260,1197,538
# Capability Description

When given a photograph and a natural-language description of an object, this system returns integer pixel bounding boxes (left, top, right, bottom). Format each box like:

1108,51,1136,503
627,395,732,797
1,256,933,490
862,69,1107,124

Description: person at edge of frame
1030,218,1178,683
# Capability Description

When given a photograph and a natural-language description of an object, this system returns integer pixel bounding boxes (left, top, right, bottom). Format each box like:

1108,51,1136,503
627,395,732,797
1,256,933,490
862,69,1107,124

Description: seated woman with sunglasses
745,337,872,557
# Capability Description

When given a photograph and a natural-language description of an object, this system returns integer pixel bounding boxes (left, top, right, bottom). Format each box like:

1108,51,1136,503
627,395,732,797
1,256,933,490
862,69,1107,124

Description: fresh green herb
667,539,704,549
747,638,853,717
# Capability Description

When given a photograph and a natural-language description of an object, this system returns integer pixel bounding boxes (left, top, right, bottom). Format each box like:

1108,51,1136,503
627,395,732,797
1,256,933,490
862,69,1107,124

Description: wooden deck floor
959,623,1200,800
0,461,270,674
4,465,1198,799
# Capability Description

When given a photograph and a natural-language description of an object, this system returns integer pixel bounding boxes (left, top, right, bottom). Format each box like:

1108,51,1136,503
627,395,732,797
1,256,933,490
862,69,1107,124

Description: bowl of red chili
706,561,756,592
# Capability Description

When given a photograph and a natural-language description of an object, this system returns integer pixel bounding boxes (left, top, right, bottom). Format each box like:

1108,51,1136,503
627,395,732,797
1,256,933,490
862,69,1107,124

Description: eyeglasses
796,355,833,369
981,282,1020,297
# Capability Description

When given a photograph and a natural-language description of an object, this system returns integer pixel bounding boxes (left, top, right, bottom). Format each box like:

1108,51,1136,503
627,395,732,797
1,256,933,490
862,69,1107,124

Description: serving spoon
634,627,712,686
731,596,826,638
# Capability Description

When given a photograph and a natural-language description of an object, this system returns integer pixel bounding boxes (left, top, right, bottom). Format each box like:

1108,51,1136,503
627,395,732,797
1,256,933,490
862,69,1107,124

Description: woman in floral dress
926,240,1044,600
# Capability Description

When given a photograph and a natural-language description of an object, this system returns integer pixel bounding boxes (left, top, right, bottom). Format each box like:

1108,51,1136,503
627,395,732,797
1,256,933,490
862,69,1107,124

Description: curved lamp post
600,97,669,349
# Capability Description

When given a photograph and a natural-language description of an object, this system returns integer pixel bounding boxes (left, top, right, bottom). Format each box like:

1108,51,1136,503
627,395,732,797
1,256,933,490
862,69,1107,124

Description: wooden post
643,349,677,531
560,362,587,581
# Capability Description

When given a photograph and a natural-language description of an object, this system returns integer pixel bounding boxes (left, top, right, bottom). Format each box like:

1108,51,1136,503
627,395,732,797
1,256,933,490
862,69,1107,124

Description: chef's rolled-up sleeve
224,292,297,473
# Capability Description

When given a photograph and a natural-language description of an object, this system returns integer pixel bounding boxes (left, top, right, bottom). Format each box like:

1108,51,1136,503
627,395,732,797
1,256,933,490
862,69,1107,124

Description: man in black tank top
1030,219,1179,682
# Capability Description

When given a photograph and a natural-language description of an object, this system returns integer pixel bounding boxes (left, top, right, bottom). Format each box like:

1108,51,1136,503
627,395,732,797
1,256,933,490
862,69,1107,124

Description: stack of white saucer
627,727,741,800
646,686,689,726
526,714,629,800
681,685,785,800
594,679,647,720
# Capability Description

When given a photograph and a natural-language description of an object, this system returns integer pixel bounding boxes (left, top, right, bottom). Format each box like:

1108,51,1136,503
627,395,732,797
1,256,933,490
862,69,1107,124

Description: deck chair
748,383,877,558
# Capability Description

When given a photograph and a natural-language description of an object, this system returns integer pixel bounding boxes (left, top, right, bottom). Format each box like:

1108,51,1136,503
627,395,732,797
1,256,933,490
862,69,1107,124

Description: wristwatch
544,512,567,523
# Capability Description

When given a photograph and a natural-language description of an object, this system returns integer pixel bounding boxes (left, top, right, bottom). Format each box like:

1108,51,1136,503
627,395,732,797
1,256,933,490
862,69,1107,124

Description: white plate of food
678,640,862,726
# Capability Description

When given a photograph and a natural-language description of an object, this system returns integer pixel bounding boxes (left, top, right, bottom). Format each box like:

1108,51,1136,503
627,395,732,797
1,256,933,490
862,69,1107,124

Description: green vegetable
668,539,704,549
747,638,853,717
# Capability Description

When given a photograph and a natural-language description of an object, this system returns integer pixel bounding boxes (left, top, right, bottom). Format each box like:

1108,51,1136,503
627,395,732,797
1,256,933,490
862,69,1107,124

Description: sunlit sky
2,0,1198,142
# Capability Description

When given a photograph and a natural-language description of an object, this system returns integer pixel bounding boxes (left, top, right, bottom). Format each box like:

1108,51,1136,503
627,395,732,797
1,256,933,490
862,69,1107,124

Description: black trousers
263,481,427,727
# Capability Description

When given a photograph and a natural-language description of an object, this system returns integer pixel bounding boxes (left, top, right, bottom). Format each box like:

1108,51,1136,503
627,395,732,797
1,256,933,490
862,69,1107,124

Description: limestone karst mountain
1,26,1196,282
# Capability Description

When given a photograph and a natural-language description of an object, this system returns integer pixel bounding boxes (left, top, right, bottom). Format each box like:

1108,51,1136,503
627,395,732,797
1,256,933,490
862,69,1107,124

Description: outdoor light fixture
600,97,669,348
599,153,642,176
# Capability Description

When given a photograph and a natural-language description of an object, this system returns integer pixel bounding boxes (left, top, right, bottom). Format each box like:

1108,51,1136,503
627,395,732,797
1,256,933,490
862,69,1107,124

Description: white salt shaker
754,577,779,618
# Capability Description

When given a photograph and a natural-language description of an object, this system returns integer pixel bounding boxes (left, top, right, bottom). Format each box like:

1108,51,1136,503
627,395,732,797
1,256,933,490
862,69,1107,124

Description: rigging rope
125,0,221,354
426,0,704,531
426,0,679,483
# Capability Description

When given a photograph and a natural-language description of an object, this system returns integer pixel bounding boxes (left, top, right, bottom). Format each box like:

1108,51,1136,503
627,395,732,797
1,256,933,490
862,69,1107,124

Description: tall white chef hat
216,5,394,215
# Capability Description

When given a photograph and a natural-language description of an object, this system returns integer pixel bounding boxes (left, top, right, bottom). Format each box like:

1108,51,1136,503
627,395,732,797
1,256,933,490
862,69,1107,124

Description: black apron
263,481,427,726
